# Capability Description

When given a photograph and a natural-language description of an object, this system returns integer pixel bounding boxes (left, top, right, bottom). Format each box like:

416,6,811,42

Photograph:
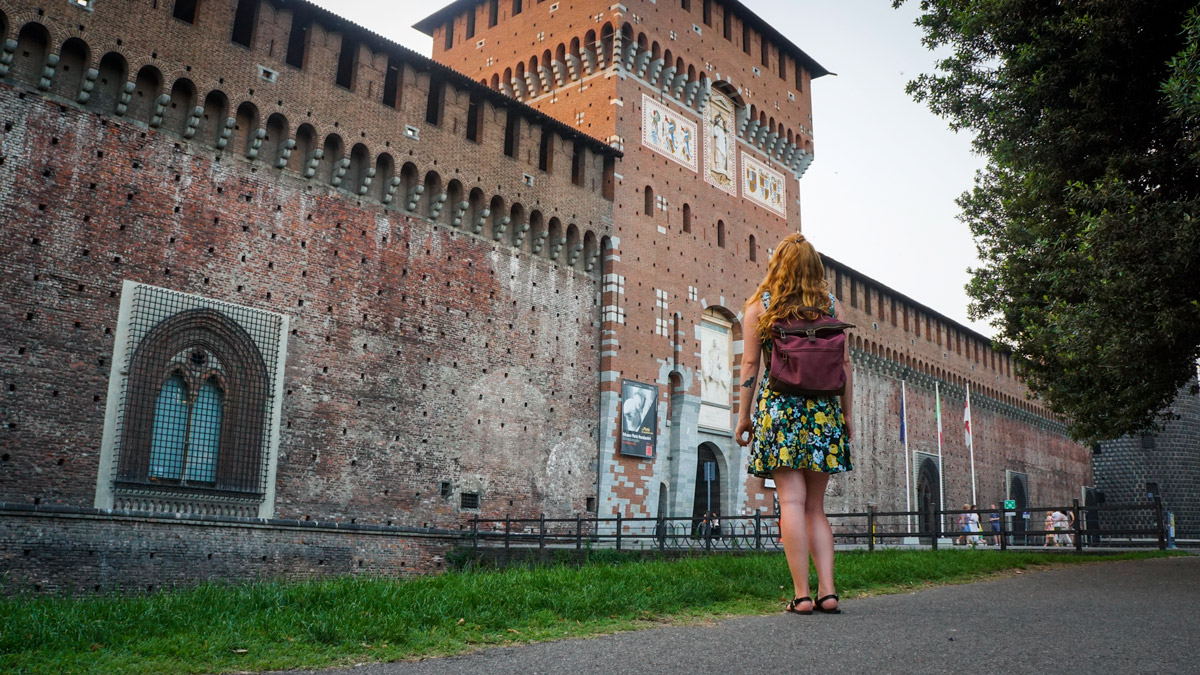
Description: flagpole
903,380,912,534
936,381,945,532
967,383,977,506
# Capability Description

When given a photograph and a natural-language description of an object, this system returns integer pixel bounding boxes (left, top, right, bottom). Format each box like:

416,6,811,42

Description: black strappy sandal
815,594,841,614
785,596,813,615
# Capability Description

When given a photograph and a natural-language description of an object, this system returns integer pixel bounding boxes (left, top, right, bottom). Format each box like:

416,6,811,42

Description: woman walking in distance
736,234,853,615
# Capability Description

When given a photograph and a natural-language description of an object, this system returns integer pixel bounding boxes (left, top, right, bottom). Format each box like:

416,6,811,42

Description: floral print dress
747,292,853,478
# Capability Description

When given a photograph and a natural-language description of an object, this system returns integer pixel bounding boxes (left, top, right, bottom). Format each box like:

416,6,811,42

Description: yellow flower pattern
746,291,852,479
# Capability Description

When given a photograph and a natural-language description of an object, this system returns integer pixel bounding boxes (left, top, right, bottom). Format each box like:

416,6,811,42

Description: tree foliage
896,0,1200,441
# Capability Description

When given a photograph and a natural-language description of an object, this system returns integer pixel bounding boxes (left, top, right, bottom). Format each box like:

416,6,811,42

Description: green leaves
898,0,1200,441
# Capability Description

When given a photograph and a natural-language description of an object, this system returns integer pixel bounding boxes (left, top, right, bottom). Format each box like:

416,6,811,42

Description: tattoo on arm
740,378,755,388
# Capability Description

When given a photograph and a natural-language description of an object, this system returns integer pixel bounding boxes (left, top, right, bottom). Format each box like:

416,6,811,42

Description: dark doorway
692,444,721,535
916,458,940,544
1009,476,1028,545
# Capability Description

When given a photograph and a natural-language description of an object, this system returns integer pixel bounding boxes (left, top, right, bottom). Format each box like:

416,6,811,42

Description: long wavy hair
747,233,831,339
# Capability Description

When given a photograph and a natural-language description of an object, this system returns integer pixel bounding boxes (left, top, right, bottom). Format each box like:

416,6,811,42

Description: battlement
822,255,1062,428
421,0,820,180
0,0,618,270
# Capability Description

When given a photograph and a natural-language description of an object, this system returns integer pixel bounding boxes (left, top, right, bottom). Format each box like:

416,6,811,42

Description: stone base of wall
0,505,462,595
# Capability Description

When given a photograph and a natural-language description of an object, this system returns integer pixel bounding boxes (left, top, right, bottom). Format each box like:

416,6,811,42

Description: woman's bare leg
803,469,837,609
773,468,811,607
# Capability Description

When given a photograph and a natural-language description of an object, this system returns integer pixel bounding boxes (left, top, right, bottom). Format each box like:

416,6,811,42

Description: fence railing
468,498,1168,554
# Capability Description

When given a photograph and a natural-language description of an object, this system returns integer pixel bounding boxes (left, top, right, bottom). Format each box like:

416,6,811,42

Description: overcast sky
309,0,992,335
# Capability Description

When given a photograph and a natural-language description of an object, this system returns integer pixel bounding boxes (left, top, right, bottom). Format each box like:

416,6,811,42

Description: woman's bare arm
735,301,763,446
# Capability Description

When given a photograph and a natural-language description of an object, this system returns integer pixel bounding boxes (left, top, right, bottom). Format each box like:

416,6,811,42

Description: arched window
148,373,188,480
148,372,223,484
717,219,726,248
645,185,654,216
104,284,287,521
682,203,692,233
748,234,757,261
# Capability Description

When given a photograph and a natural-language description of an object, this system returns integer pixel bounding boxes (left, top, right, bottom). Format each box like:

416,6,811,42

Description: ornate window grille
95,282,289,518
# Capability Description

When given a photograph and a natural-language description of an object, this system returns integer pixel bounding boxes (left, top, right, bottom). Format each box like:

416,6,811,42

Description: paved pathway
277,555,1199,675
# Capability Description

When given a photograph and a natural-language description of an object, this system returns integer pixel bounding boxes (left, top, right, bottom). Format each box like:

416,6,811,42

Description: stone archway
917,457,941,544
692,443,723,528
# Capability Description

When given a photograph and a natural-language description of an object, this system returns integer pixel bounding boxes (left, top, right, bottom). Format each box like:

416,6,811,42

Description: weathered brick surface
0,506,459,594
0,0,619,539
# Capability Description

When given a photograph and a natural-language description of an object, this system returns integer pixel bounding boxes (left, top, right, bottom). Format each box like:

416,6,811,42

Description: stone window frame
94,281,289,518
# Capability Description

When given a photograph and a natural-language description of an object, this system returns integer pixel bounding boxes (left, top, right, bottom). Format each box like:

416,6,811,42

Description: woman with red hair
736,233,853,615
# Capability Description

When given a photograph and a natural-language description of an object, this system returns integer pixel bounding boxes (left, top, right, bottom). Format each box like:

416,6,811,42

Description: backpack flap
767,317,855,396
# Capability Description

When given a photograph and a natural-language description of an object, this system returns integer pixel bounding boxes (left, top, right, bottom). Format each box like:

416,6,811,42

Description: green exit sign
1004,500,1016,509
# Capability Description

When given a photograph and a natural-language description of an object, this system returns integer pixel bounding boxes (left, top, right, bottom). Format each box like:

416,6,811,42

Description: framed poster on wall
620,379,658,458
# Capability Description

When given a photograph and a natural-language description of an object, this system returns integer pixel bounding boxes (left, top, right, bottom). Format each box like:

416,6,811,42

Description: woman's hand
843,418,854,440
735,416,753,447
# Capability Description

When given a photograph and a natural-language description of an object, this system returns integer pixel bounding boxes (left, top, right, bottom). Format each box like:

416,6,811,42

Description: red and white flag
964,388,973,448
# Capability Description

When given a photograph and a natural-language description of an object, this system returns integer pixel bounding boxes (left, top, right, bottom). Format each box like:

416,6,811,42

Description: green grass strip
0,549,1179,674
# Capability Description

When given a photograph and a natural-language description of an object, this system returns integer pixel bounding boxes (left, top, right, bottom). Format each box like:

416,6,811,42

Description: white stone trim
93,281,290,518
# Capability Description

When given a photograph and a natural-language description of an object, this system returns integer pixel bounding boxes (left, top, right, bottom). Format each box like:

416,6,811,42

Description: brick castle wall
0,0,616,530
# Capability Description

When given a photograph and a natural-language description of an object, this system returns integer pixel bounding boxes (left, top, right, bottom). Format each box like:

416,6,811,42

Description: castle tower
418,0,830,520
1095,378,1200,538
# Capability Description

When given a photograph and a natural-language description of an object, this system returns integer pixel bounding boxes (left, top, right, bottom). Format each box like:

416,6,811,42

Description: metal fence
468,498,1169,554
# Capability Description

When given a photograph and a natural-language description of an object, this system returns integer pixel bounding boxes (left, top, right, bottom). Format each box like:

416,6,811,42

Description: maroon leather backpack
766,306,854,396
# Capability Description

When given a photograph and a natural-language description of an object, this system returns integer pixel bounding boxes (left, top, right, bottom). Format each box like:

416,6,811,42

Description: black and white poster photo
620,379,658,458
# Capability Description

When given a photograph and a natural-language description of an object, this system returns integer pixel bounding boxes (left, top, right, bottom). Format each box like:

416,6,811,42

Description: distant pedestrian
1052,509,1072,546
956,507,968,546
1044,511,1057,546
966,505,984,546
737,234,852,615
988,504,1001,546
